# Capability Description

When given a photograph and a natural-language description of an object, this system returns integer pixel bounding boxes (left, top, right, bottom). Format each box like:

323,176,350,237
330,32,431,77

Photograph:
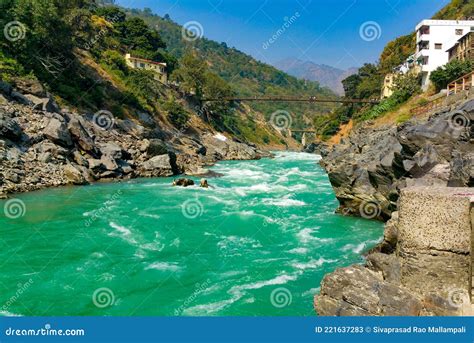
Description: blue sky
116,0,450,70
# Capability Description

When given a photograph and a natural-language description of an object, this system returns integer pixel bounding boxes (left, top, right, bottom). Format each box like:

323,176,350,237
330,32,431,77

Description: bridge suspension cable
201,96,379,104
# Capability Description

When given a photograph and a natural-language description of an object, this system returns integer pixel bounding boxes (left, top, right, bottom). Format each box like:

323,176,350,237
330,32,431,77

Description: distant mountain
273,58,358,95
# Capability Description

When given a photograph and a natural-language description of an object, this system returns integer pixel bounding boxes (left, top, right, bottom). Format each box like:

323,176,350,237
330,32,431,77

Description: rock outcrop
315,186,473,316
320,98,474,220
0,80,268,195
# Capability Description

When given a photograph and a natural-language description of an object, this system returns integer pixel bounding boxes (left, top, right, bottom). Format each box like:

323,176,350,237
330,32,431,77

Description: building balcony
417,33,430,42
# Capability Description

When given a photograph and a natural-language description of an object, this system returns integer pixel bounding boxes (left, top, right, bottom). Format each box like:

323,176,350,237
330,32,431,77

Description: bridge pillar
301,132,307,146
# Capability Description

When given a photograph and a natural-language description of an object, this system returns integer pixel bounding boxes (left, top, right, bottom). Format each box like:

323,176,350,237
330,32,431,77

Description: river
0,151,383,316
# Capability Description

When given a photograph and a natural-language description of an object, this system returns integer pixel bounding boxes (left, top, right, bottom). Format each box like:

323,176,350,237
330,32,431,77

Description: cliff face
315,186,473,316
315,94,474,316
320,97,474,220
0,79,268,196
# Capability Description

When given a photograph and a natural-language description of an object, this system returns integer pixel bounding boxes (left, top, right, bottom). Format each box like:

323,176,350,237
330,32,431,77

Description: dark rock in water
200,179,209,188
172,178,195,187
303,142,328,155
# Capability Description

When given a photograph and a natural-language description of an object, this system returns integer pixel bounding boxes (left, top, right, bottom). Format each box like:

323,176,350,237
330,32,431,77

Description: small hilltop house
125,53,168,84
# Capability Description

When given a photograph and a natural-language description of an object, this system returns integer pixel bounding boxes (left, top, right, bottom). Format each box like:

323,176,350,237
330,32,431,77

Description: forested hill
123,7,338,130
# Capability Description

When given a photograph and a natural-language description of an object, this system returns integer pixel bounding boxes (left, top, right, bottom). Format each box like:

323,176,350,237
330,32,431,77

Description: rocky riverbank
319,98,473,220
0,79,269,197
314,95,474,316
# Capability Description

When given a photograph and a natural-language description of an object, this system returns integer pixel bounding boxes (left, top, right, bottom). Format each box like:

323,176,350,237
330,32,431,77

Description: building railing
410,96,445,116
447,70,474,95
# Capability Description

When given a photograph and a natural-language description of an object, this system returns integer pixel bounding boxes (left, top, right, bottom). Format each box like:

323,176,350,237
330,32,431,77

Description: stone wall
315,186,473,316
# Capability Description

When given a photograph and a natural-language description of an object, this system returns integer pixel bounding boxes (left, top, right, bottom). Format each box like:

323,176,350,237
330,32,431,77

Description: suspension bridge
202,96,379,104
202,96,376,145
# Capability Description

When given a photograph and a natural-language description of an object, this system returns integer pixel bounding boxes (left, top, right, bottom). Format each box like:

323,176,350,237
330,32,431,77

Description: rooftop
125,54,166,67
415,19,474,30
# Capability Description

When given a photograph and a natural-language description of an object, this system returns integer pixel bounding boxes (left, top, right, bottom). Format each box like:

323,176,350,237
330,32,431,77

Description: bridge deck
202,97,379,104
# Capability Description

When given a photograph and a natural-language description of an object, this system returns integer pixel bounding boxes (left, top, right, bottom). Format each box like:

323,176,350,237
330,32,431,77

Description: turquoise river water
0,152,383,316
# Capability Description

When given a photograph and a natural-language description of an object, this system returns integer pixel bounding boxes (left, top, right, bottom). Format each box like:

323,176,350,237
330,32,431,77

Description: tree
203,71,235,121
171,52,207,98
163,98,189,129
430,59,473,91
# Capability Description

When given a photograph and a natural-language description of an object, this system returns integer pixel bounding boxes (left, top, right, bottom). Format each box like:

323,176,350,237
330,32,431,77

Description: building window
435,43,442,50
140,63,145,68
455,29,463,35
421,56,429,65
418,41,429,50
471,27,474,32
419,25,430,35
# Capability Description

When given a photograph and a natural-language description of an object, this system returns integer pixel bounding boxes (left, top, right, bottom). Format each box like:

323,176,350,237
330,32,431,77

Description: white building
415,20,474,90
125,53,168,84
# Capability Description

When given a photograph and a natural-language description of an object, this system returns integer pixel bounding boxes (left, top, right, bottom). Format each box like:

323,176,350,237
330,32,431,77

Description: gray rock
140,154,175,177
73,151,89,167
0,81,13,96
37,152,52,163
99,142,122,160
0,113,22,140
67,114,99,156
43,117,73,147
14,78,46,97
146,139,168,157
63,164,87,185
10,91,33,106
24,93,60,113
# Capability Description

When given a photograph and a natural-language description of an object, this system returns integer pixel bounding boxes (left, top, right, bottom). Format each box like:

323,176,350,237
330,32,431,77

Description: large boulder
0,111,22,140
24,94,60,113
99,142,122,160
146,139,168,157
14,78,47,97
139,154,175,177
67,114,99,156
63,164,87,185
43,117,73,147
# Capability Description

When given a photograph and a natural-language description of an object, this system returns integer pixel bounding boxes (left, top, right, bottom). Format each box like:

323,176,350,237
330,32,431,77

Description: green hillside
124,8,338,132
